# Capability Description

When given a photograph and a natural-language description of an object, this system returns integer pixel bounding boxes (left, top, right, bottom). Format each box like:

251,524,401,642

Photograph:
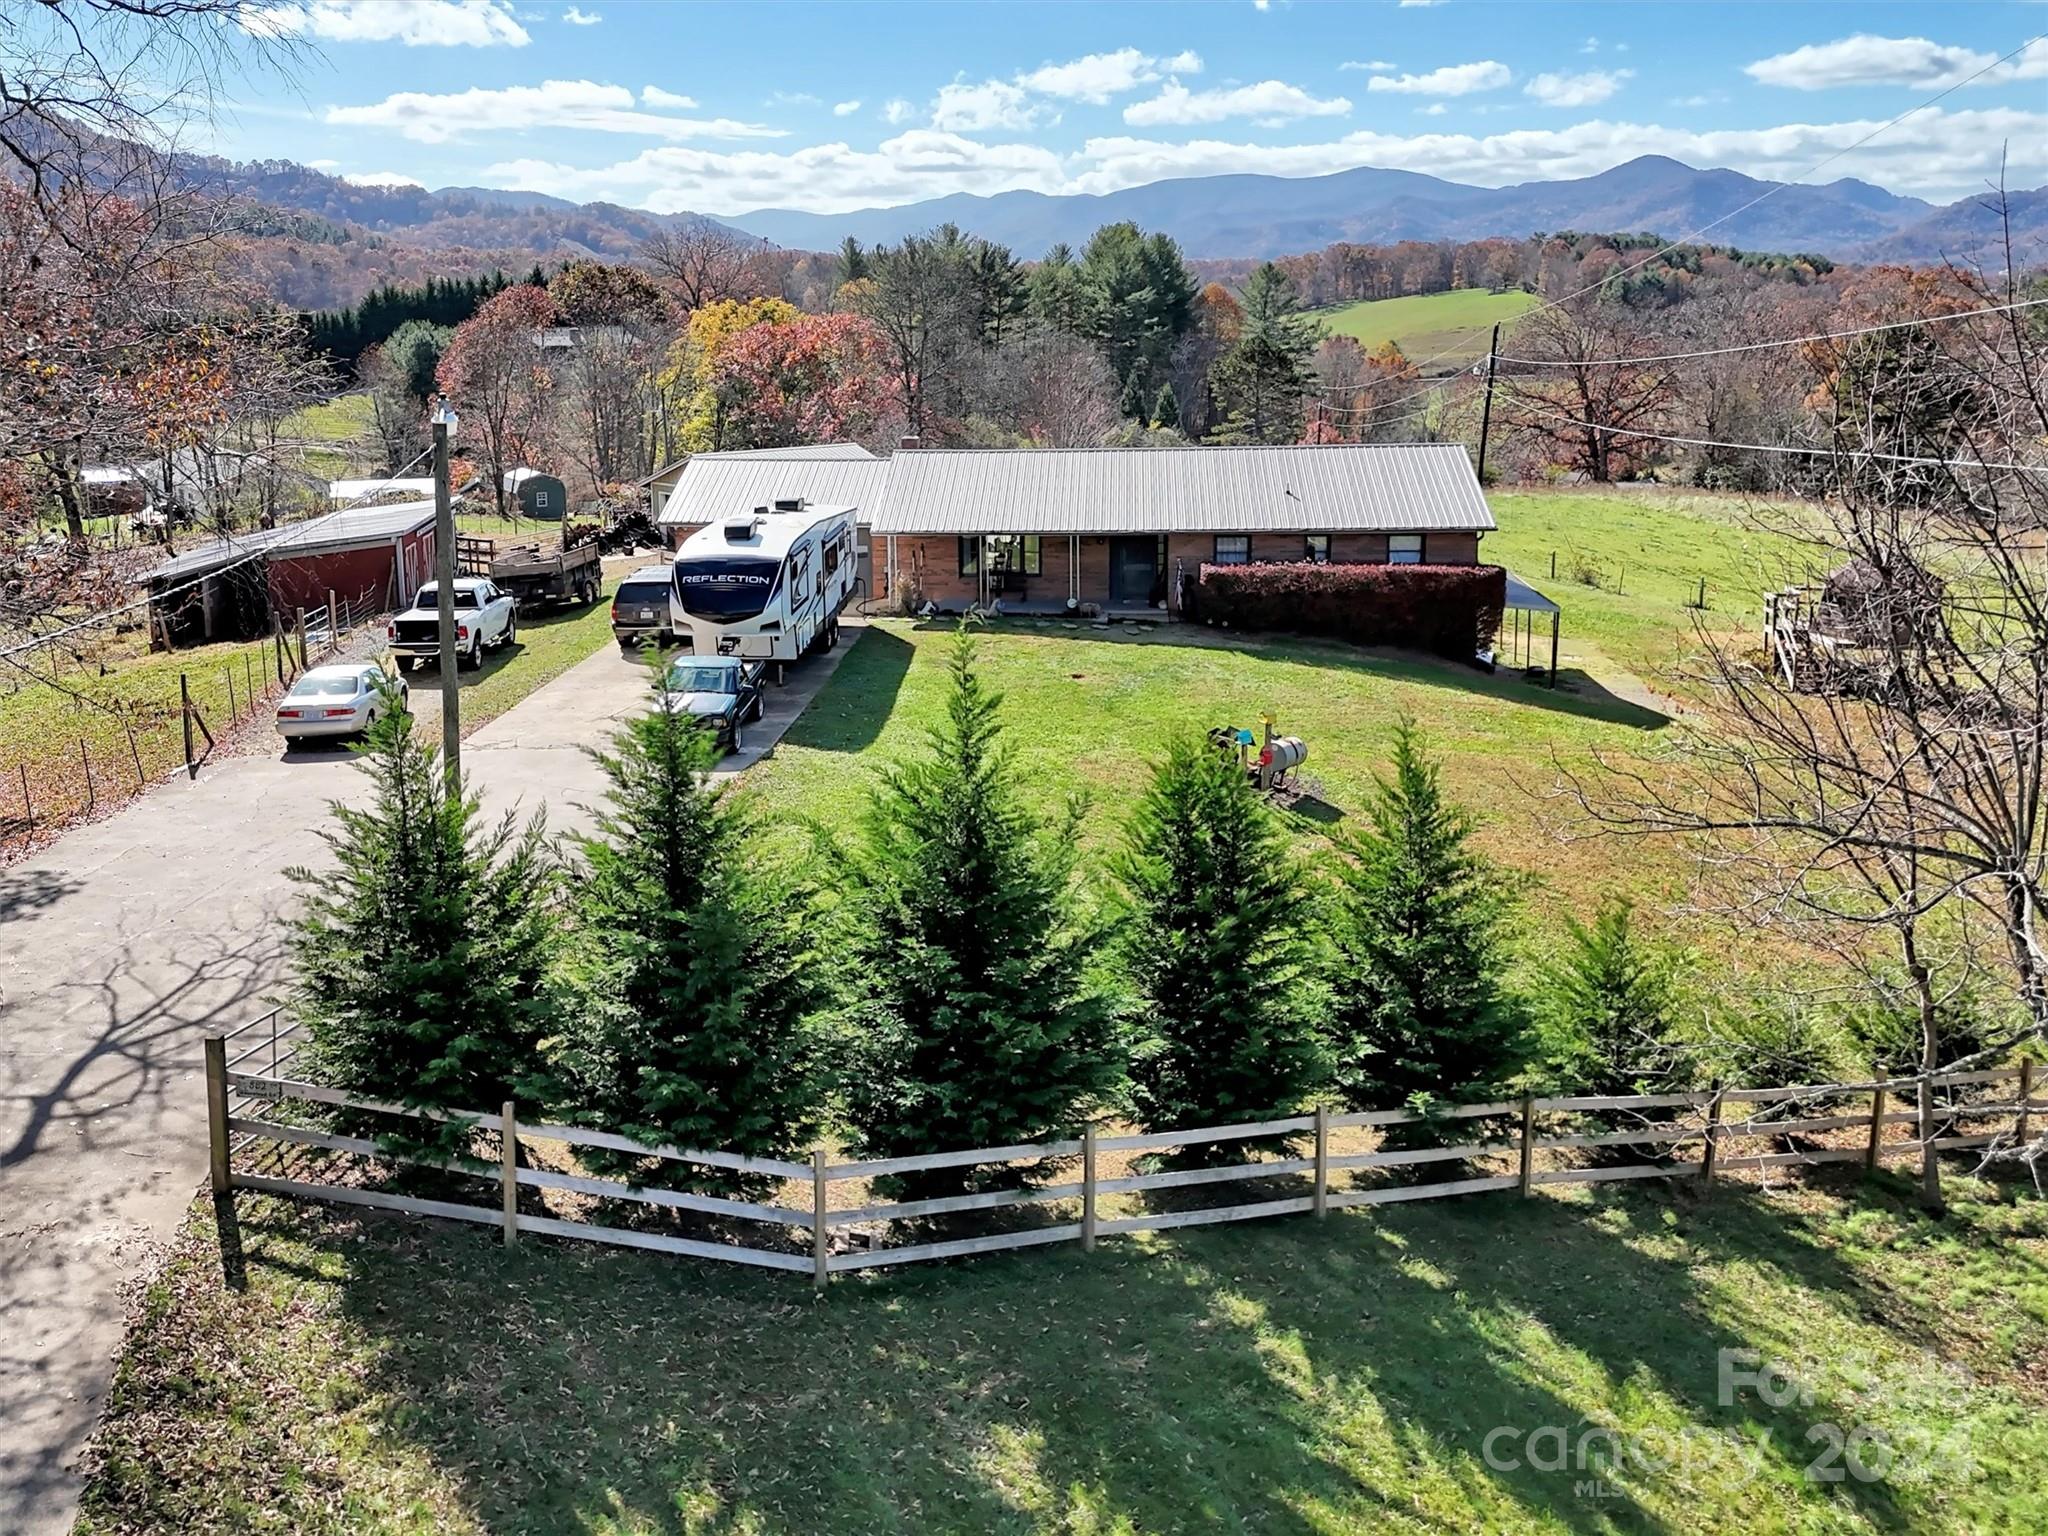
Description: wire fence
1,593,384,857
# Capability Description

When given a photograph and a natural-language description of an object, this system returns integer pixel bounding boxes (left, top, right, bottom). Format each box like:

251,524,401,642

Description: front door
1109,536,1160,607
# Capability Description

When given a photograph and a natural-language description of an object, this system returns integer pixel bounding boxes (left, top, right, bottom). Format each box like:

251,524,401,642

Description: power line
1506,405,2045,473
0,444,441,665
1492,297,2048,369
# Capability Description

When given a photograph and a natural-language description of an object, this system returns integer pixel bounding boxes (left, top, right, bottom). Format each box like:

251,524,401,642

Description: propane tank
1258,735,1307,791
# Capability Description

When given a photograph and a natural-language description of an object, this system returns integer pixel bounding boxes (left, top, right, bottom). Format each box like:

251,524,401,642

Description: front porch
878,532,1177,619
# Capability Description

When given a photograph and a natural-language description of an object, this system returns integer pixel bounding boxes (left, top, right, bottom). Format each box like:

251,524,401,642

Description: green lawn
1313,289,1541,373
74,1171,2048,1535
287,392,375,446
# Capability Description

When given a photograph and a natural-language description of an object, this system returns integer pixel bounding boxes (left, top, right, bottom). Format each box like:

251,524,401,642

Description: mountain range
166,148,2044,309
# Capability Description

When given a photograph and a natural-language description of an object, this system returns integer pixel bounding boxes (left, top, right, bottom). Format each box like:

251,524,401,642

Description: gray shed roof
876,444,1494,536
140,500,437,585
691,443,878,461
660,457,891,527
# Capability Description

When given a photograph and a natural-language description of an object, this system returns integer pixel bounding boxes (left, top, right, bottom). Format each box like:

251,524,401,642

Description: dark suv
611,565,680,652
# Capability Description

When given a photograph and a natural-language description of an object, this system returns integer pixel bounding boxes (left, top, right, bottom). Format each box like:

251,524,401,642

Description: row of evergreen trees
291,628,1661,1190
303,269,540,367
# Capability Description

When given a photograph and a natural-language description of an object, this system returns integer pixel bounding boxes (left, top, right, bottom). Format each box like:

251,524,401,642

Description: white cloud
930,78,1044,132
1366,61,1510,97
880,98,915,125
768,91,821,108
1124,80,1350,126
640,86,696,109
1339,60,1398,72
1253,0,1270,10
1018,48,1201,104
306,157,339,169
833,99,862,116
1580,37,1599,55
1417,103,1447,117
560,5,599,23
240,0,528,47
1397,1,1443,7
1677,92,1726,108
326,80,784,143
1524,69,1633,108
343,170,425,187
475,105,2048,216
1746,35,2048,91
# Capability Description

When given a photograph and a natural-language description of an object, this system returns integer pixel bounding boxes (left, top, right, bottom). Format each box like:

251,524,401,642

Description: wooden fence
207,1015,2042,1290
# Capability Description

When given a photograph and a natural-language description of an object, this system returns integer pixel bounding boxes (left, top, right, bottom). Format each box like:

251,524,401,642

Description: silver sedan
275,664,409,743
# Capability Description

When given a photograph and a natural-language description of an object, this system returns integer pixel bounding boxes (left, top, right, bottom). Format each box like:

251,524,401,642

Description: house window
1305,535,1330,564
1214,535,1250,565
1388,534,1423,565
966,535,1043,577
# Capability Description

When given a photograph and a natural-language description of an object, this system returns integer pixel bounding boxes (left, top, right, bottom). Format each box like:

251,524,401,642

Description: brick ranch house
657,442,1496,620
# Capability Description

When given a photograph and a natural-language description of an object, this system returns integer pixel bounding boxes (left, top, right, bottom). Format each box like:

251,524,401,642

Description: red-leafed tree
706,312,897,450
436,283,559,516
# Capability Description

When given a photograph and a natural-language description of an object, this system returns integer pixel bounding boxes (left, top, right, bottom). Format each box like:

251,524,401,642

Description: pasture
1312,288,1541,372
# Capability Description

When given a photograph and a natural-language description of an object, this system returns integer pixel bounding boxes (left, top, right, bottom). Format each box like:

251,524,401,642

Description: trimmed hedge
1188,561,1507,659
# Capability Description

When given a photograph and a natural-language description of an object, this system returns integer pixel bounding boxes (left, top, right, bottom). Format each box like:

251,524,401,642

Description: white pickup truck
387,578,518,671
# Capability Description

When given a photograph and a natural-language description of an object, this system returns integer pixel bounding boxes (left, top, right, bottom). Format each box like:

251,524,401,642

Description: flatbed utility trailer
474,538,602,610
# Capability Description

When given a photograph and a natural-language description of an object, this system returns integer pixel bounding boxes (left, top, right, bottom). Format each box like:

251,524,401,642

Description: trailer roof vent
772,497,805,513
723,513,763,541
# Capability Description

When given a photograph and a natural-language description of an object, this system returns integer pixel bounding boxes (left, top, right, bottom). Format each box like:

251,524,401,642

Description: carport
1503,572,1561,687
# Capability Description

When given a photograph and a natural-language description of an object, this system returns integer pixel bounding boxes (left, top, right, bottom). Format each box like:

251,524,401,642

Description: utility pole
431,399,461,794
1476,322,1501,485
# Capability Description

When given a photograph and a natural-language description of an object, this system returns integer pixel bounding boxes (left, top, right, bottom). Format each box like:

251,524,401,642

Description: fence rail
204,1038,2043,1290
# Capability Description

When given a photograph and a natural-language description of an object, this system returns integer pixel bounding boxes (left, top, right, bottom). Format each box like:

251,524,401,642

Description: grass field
1313,289,1541,373
74,1170,2048,1535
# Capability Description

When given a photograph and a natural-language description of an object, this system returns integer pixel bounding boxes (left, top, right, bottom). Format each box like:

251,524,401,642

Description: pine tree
836,626,1122,1189
1151,382,1180,432
1536,897,1687,1097
1207,262,1321,444
1115,735,1328,1142
553,663,819,1189
287,698,560,1155
1329,719,1526,1112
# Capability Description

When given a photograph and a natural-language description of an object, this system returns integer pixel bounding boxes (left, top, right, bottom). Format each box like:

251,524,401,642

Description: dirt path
0,621,865,1536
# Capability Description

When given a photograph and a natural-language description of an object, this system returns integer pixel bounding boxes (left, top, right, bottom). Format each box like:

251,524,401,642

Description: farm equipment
1209,717,1308,793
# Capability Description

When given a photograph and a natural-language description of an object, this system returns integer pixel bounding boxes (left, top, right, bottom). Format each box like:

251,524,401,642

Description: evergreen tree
836,626,1122,1188
1026,241,1086,334
287,698,560,1154
837,235,869,286
1151,381,1180,432
553,665,819,1188
1115,735,1328,1140
384,318,452,401
1078,221,1196,410
1329,719,1527,1111
1536,896,1687,1096
1207,262,1321,444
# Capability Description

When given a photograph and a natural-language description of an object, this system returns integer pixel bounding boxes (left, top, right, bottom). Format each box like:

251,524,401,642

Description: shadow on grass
186,1178,1975,1535
909,617,1670,734
775,624,914,756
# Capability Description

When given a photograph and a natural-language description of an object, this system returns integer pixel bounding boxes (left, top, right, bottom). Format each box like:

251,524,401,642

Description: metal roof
330,477,435,502
139,500,436,585
690,443,877,461
875,444,1495,536
1503,572,1560,615
660,457,891,526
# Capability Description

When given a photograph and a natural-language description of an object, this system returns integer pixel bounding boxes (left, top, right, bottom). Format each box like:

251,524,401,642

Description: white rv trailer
670,499,859,662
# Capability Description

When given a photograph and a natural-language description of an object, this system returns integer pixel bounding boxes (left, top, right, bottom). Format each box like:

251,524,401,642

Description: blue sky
212,1,2048,214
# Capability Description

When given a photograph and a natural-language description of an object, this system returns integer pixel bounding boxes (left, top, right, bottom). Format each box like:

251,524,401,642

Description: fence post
1083,1123,1099,1248
1310,1114,1327,1220
226,662,237,720
1518,1092,1537,1196
2018,1059,2036,1149
811,1149,830,1291
179,673,196,778
295,608,309,672
1864,1086,1888,1172
500,1101,519,1245
125,723,145,787
204,1036,230,1196
244,652,255,708
273,618,285,685
79,738,92,814
1700,1085,1726,1184
326,589,338,646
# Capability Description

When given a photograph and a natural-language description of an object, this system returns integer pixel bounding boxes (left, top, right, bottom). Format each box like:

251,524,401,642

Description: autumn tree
1496,301,1682,482
640,220,763,311
549,261,675,488
707,312,897,449
435,282,559,517
661,294,798,452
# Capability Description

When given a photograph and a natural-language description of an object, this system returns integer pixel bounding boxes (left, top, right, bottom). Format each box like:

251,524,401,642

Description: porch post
1070,534,1079,606
1549,610,1560,687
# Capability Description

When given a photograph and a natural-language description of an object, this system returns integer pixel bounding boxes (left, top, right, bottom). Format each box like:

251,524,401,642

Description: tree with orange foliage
707,313,897,450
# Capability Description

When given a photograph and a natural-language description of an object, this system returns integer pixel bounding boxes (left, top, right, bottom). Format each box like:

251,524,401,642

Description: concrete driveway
0,620,864,1535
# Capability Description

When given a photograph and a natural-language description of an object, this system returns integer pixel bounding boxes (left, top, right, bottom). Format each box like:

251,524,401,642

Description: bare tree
640,220,764,311
1560,259,2048,1191
1497,302,1683,481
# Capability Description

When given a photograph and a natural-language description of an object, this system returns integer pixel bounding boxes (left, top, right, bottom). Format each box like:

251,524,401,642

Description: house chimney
899,434,921,450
